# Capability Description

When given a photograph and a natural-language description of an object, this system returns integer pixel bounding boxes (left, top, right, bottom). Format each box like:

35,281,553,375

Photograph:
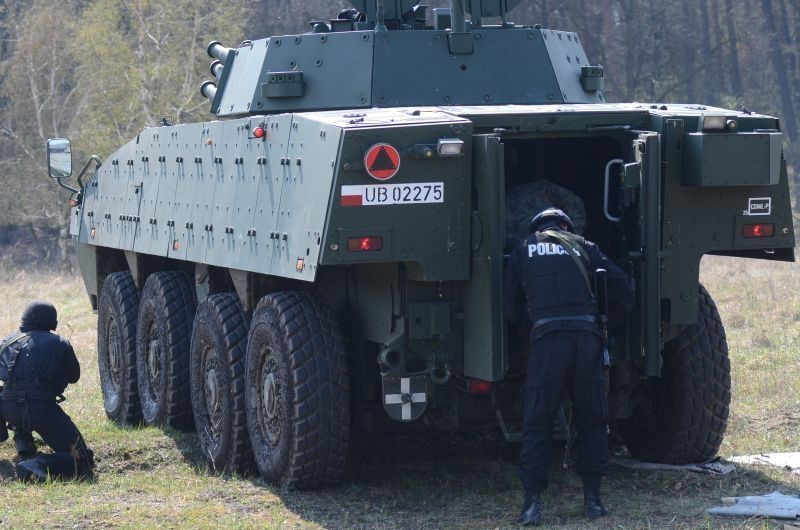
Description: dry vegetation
0,255,797,529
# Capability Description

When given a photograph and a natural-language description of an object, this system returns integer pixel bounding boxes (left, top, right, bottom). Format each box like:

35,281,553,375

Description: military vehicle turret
47,0,796,487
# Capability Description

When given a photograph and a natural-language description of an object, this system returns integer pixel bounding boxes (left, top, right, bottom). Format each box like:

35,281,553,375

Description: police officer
503,208,634,525
0,301,94,482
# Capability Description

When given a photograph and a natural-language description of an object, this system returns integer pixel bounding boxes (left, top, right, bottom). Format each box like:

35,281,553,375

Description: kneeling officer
504,208,634,525
0,301,94,481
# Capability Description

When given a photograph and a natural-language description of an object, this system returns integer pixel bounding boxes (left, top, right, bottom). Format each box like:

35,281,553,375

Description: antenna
376,0,387,31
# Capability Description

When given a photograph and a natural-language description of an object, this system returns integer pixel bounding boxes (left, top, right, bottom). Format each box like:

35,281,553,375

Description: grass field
0,255,798,529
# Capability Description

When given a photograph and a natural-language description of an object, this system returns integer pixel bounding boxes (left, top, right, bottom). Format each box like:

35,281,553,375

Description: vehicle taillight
742,223,775,238
347,236,383,252
467,378,492,394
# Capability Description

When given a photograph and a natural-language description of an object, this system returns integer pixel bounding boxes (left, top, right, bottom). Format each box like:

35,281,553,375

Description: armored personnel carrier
47,0,796,488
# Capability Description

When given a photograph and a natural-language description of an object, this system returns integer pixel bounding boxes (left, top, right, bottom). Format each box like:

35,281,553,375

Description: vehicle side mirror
47,138,72,179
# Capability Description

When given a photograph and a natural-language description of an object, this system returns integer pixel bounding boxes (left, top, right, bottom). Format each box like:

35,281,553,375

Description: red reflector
467,379,492,394
347,236,383,252
252,126,265,139
742,223,775,238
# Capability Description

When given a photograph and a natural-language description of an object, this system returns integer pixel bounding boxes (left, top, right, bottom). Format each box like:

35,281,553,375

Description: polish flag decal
340,185,363,207
340,183,445,207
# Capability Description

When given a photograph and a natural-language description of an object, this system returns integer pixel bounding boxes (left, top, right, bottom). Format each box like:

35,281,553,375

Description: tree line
0,0,797,239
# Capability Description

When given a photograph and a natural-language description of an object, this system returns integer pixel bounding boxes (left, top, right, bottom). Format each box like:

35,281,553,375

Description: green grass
0,256,798,529
701,256,800,458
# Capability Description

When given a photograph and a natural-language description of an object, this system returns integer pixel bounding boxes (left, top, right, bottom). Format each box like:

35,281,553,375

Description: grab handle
604,159,624,222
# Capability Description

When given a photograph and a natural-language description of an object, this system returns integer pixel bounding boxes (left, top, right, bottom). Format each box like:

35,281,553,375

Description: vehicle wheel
190,293,253,474
98,271,142,424
245,291,350,488
136,271,196,429
620,284,731,463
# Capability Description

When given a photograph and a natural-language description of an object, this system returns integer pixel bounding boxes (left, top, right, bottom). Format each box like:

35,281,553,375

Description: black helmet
529,207,574,233
20,301,58,331
338,8,363,21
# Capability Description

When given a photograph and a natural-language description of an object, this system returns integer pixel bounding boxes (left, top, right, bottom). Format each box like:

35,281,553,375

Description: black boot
15,457,48,483
76,448,96,481
583,479,609,518
517,492,543,526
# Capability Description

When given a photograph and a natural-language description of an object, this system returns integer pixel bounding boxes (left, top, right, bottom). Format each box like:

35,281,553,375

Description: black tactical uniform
503,209,634,525
0,301,94,482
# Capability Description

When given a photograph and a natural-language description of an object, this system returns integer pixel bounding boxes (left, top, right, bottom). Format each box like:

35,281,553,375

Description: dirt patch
758,410,800,432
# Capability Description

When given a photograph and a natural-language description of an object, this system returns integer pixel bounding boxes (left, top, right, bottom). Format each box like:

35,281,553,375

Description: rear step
496,408,522,442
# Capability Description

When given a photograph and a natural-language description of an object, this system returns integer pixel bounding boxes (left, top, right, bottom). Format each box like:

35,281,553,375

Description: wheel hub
107,320,122,391
204,359,223,438
146,325,162,392
262,372,278,419
205,368,220,411
258,349,281,445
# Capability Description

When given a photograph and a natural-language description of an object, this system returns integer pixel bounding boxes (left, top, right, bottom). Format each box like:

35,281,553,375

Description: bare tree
759,0,798,142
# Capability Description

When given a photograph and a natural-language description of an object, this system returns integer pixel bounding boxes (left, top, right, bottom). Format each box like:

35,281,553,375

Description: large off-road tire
97,271,142,424
620,284,731,463
245,291,350,488
136,271,196,429
190,293,253,474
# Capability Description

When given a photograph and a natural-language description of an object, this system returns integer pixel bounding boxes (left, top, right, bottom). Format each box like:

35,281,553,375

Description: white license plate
341,182,444,206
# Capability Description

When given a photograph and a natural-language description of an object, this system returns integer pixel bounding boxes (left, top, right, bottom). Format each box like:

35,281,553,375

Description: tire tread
190,293,253,474
98,271,142,424
247,291,350,488
621,284,731,463
137,271,196,429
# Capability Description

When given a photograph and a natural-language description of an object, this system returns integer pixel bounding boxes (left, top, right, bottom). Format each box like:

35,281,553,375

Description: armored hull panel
209,28,603,117
75,107,476,282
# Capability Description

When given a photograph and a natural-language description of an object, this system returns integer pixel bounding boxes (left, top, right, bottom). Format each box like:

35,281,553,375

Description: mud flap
382,374,429,422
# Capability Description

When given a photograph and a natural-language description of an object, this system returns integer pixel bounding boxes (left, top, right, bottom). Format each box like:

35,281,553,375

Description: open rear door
463,134,506,381
633,132,662,376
